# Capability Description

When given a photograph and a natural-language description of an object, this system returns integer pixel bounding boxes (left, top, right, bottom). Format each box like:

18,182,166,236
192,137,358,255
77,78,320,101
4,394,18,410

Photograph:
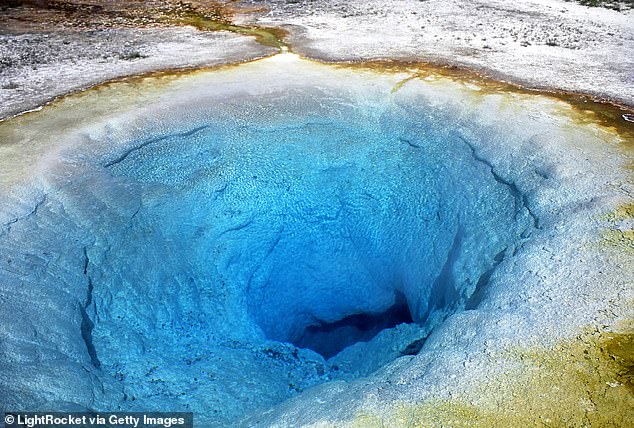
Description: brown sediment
353,323,634,428
0,0,287,48
0,1,232,31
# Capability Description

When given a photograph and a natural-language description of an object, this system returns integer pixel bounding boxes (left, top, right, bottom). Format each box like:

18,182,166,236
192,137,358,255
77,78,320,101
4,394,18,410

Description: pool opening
46,80,535,425
294,294,414,359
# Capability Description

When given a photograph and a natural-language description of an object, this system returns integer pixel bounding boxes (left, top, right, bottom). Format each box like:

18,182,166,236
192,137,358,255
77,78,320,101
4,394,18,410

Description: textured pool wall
102,86,532,344
3,55,614,425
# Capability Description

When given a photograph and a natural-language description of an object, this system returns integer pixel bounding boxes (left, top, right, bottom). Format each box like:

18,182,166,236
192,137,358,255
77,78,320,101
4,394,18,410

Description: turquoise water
1,53,627,427
85,89,533,421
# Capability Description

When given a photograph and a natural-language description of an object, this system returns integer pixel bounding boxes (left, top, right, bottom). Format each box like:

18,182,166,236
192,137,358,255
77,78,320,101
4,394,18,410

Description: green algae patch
353,400,535,428
603,329,634,393
603,229,634,253
605,203,634,221
153,2,287,50
352,327,634,427
172,11,287,49
391,75,419,94
601,203,634,253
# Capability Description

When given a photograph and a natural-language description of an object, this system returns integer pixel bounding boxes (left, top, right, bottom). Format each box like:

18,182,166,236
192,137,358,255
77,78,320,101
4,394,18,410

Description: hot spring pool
0,54,631,426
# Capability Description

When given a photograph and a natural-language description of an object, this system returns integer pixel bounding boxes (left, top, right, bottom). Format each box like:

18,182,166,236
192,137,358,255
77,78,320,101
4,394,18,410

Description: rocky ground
0,1,276,119
240,0,634,106
1,0,633,120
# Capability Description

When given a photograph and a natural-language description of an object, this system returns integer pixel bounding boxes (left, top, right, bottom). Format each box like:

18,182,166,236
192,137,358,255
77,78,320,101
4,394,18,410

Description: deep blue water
79,90,534,422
